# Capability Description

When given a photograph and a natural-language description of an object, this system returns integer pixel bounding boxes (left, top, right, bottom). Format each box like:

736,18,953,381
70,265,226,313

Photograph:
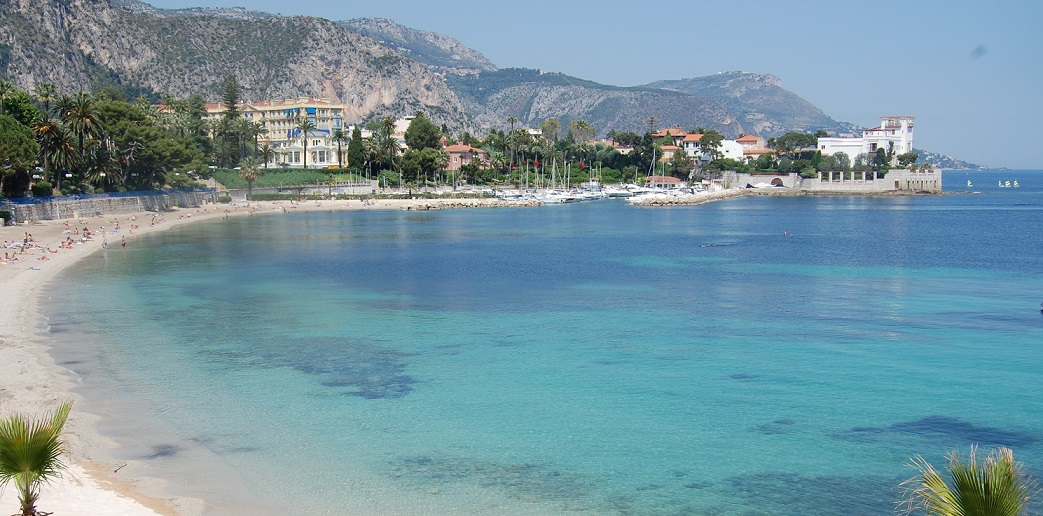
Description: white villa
818,116,915,163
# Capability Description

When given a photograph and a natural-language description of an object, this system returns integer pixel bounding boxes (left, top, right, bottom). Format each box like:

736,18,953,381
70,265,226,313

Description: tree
238,157,262,200
0,90,42,128
331,129,347,168
0,80,12,114
568,119,595,144
258,143,276,169
219,75,243,120
900,446,1037,516
817,152,851,173
0,402,72,516
0,115,40,197
219,75,243,165
459,131,481,147
403,112,441,151
295,116,317,170
769,131,818,159
752,152,776,171
668,147,695,179
94,97,203,192
347,126,365,173
32,117,61,184
398,147,445,188
897,151,919,167
873,147,889,171
378,117,398,172
540,118,561,144
699,130,725,162
59,92,105,190
33,83,57,118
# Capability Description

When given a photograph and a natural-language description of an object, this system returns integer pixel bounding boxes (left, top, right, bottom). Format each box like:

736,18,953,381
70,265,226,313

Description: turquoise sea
44,170,1043,515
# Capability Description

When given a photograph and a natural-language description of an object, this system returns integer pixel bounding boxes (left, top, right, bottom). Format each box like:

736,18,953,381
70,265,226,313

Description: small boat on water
967,180,973,188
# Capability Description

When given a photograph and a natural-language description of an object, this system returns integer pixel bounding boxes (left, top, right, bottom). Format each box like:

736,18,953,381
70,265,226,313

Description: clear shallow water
45,171,1043,514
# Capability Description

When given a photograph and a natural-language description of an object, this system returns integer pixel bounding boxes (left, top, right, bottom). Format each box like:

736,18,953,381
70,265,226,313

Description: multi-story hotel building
205,98,349,168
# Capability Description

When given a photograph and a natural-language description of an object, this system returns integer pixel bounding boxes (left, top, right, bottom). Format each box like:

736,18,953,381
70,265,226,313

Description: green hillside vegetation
211,168,363,189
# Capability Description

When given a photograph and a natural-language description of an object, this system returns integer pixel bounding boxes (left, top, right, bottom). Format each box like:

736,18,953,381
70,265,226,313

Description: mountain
338,18,497,76
646,72,860,136
445,68,742,137
0,0,471,129
914,149,985,170
0,0,970,165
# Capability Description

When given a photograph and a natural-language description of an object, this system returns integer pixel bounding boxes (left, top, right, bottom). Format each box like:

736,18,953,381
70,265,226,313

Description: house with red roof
444,144,488,171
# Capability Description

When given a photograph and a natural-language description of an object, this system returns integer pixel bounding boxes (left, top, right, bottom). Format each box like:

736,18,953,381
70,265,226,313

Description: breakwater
0,189,216,223
402,198,541,210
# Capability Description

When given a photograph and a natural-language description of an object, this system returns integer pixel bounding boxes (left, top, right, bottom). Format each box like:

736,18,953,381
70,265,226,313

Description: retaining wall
721,169,942,192
0,190,217,224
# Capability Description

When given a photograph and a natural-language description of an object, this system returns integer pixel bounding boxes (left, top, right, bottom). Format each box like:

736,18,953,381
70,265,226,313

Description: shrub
30,181,54,197
0,211,11,226
217,195,232,204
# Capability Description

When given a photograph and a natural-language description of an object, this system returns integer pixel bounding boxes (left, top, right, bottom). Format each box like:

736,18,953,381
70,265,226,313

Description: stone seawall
0,190,216,224
722,168,942,192
402,198,541,210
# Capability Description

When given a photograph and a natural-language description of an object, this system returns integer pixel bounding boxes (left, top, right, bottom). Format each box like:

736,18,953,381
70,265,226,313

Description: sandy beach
0,197,539,515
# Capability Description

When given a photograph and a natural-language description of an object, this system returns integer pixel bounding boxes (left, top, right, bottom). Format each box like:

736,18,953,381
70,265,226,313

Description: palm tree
32,117,61,184
379,117,397,172
60,92,104,188
210,118,231,167
900,446,1038,516
48,126,78,191
0,402,73,516
331,128,347,168
238,157,262,200
258,143,276,169
235,118,254,164
296,116,317,169
34,83,56,116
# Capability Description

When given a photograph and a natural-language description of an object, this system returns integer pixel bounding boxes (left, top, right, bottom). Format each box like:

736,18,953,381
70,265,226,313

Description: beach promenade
0,197,530,515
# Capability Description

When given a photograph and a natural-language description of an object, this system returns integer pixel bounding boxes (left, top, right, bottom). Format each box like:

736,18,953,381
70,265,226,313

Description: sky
145,0,1043,169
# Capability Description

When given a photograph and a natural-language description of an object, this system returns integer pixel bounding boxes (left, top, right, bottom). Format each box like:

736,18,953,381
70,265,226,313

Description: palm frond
900,446,1039,516
0,402,73,516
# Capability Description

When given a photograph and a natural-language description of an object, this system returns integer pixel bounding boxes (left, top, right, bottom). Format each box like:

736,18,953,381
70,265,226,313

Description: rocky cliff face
339,18,497,76
0,0,472,130
447,69,742,137
646,72,859,136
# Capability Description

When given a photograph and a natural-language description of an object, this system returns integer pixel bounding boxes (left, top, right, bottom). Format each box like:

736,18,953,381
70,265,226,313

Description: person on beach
121,236,126,249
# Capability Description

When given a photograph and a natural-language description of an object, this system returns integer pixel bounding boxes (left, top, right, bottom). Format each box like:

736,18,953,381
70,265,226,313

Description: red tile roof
444,144,485,153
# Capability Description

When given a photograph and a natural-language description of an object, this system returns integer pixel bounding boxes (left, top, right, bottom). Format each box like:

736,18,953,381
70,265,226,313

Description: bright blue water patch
45,171,1043,514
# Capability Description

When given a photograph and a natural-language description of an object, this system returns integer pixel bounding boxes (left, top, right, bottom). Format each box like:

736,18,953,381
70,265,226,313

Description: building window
869,143,878,152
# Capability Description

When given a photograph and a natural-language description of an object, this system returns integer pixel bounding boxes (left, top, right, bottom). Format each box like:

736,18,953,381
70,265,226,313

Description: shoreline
0,197,505,514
